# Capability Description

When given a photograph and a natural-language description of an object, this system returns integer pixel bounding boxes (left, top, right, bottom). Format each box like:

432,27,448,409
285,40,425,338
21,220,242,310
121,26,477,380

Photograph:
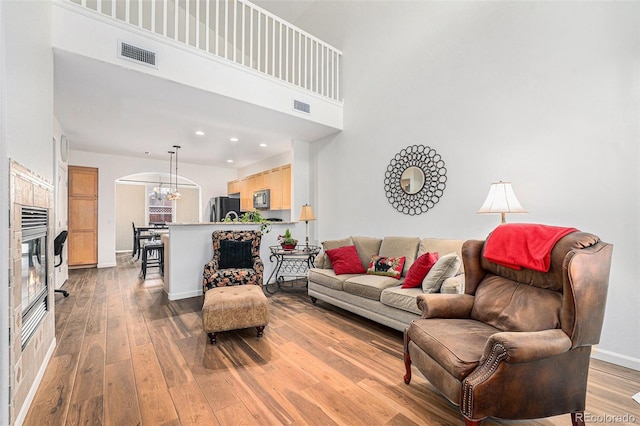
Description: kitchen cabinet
228,164,291,211
281,165,291,210
227,180,240,195
239,178,251,211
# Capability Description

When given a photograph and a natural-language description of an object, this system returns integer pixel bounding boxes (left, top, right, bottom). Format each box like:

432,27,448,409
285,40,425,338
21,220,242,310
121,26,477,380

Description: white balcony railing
69,0,343,102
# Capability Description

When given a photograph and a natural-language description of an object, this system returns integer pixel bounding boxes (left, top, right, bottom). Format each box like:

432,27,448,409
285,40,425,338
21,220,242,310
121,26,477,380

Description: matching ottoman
202,285,269,344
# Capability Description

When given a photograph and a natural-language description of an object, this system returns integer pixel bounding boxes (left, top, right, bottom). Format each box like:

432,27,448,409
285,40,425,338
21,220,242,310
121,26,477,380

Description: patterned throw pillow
402,252,439,288
325,245,367,275
367,255,406,279
219,240,253,269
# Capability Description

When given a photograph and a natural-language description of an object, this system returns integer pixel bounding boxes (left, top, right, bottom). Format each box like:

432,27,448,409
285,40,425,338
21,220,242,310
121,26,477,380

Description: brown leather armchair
404,231,613,426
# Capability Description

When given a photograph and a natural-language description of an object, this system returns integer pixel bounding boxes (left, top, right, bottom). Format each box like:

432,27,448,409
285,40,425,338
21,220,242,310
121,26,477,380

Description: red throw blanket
484,224,578,272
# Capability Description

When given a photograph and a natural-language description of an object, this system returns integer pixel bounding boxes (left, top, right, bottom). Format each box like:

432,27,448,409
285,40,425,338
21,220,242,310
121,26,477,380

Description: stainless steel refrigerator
209,196,240,222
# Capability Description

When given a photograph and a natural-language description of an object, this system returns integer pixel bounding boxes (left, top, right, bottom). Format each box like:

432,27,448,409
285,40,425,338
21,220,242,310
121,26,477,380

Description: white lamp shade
299,204,316,222
477,182,527,214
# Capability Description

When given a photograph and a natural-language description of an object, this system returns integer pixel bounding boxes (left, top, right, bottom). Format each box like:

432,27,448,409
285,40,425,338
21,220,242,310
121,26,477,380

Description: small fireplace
20,206,49,349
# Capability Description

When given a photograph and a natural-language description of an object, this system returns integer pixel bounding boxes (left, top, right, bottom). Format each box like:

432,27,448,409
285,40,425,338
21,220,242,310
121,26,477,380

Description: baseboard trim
592,347,640,371
166,289,203,301
97,262,117,269
14,338,56,426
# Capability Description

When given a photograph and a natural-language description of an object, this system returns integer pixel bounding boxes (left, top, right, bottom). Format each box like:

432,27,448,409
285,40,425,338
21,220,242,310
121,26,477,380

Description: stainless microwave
253,189,270,209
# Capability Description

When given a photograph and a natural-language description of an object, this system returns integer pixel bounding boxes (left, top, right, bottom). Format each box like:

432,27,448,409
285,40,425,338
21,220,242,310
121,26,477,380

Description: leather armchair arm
480,329,572,364
416,294,474,319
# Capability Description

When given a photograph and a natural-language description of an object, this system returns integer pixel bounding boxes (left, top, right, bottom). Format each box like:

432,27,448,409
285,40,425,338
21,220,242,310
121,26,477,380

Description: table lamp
299,204,316,250
477,181,527,223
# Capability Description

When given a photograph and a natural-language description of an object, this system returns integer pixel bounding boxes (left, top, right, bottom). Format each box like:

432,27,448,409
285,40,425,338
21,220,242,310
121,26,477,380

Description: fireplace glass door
21,235,47,312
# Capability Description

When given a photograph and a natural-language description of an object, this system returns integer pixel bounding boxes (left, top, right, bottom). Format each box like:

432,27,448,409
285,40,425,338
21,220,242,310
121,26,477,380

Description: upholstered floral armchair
202,230,264,292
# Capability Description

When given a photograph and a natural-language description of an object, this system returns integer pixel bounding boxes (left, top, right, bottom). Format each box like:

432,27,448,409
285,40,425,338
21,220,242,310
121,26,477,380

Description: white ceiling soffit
54,49,339,168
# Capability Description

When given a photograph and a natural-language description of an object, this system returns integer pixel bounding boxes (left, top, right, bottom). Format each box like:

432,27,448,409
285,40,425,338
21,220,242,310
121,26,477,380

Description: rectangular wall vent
119,41,157,67
293,100,311,114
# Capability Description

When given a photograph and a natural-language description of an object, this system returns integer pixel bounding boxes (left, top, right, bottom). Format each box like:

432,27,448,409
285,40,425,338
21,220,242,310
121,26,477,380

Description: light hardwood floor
24,254,640,425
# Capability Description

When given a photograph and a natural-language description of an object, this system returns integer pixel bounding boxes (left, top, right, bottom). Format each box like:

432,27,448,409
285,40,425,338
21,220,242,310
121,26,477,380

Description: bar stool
140,240,164,279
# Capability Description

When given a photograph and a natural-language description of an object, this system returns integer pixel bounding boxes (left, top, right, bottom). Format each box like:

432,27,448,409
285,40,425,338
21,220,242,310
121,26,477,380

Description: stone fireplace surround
8,160,56,425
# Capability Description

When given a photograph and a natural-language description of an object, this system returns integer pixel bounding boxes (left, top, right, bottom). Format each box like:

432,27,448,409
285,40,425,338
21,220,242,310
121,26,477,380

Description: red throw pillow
325,245,366,275
367,255,406,280
402,252,439,288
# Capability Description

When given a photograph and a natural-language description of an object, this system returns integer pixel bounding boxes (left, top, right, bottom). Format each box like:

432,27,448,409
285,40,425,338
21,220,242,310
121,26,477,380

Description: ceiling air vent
293,100,311,114
118,41,157,68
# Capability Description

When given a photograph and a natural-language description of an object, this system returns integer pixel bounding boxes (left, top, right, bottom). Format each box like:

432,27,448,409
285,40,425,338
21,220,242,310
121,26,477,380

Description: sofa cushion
402,252,439,288
380,286,423,315
325,245,366,275
366,255,405,279
407,318,500,380
422,253,461,293
379,236,420,277
321,237,353,269
352,236,383,269
308,268,357,291
418,238,466,274
440,274,465,294
343,274,401,300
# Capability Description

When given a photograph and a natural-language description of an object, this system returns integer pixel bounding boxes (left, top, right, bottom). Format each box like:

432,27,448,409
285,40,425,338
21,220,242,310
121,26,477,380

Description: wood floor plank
131,342,180,425
104,358,141,426
66,395,104,426
22,254,640,426
148,325,195,388
69,333,105,405
104,315,130,365
23,354,77,425
169,381,218,426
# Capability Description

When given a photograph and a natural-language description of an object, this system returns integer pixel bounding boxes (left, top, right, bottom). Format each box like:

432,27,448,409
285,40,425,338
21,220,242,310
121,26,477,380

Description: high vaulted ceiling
53,0,341,169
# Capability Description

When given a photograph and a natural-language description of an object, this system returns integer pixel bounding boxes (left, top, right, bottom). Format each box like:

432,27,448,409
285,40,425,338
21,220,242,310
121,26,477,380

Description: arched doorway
114,172,201,252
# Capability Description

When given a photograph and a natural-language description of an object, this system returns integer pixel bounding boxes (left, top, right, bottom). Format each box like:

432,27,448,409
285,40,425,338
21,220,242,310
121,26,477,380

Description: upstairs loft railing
67,0,343,102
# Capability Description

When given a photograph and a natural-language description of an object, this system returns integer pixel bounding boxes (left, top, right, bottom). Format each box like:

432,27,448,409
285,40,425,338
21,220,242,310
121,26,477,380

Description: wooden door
68,166,98,267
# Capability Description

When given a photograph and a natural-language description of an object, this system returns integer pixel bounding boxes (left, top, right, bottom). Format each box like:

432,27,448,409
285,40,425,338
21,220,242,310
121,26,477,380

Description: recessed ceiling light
227,159,234,163
195,130,205,136
230,137,239,142
259,143,267,147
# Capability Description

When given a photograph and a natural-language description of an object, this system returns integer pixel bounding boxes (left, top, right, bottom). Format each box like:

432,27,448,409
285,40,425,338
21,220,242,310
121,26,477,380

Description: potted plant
223,209,272,234
278,229,297,250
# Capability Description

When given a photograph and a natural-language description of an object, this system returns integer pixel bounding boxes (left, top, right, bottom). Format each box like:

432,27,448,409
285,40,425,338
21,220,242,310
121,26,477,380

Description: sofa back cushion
470,275,562,332
378,236,420,277
321,237,354,269
352,236,383,269
418,238,466,274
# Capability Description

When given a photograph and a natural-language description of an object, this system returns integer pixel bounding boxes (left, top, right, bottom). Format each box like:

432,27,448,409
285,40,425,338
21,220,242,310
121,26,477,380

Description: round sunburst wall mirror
384,145,447,215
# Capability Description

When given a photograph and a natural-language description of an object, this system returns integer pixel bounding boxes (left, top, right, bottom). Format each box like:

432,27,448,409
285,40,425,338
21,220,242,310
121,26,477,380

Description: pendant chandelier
153,173,164,201
167,145,182,201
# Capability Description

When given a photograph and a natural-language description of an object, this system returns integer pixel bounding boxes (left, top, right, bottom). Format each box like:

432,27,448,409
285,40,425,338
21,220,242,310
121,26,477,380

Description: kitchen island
163,221,298,300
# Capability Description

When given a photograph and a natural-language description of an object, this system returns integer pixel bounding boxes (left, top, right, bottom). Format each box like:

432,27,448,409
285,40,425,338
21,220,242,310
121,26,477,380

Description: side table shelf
265,245,321,294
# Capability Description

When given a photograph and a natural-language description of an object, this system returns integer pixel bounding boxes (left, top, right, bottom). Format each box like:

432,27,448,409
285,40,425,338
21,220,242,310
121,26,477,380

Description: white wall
53,118,69,290
304,2,640,368
0,3,9,423
2,1,55,423
69,149,237,267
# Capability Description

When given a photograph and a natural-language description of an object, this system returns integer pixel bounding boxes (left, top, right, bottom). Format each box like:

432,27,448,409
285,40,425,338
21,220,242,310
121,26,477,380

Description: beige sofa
308,236,466,332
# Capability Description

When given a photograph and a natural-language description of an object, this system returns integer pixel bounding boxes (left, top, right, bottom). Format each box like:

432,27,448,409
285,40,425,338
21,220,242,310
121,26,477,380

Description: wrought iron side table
265,245,321,294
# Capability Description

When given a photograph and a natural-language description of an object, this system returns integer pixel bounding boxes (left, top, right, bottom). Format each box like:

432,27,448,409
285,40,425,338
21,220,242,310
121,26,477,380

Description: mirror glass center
400,166,425,195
